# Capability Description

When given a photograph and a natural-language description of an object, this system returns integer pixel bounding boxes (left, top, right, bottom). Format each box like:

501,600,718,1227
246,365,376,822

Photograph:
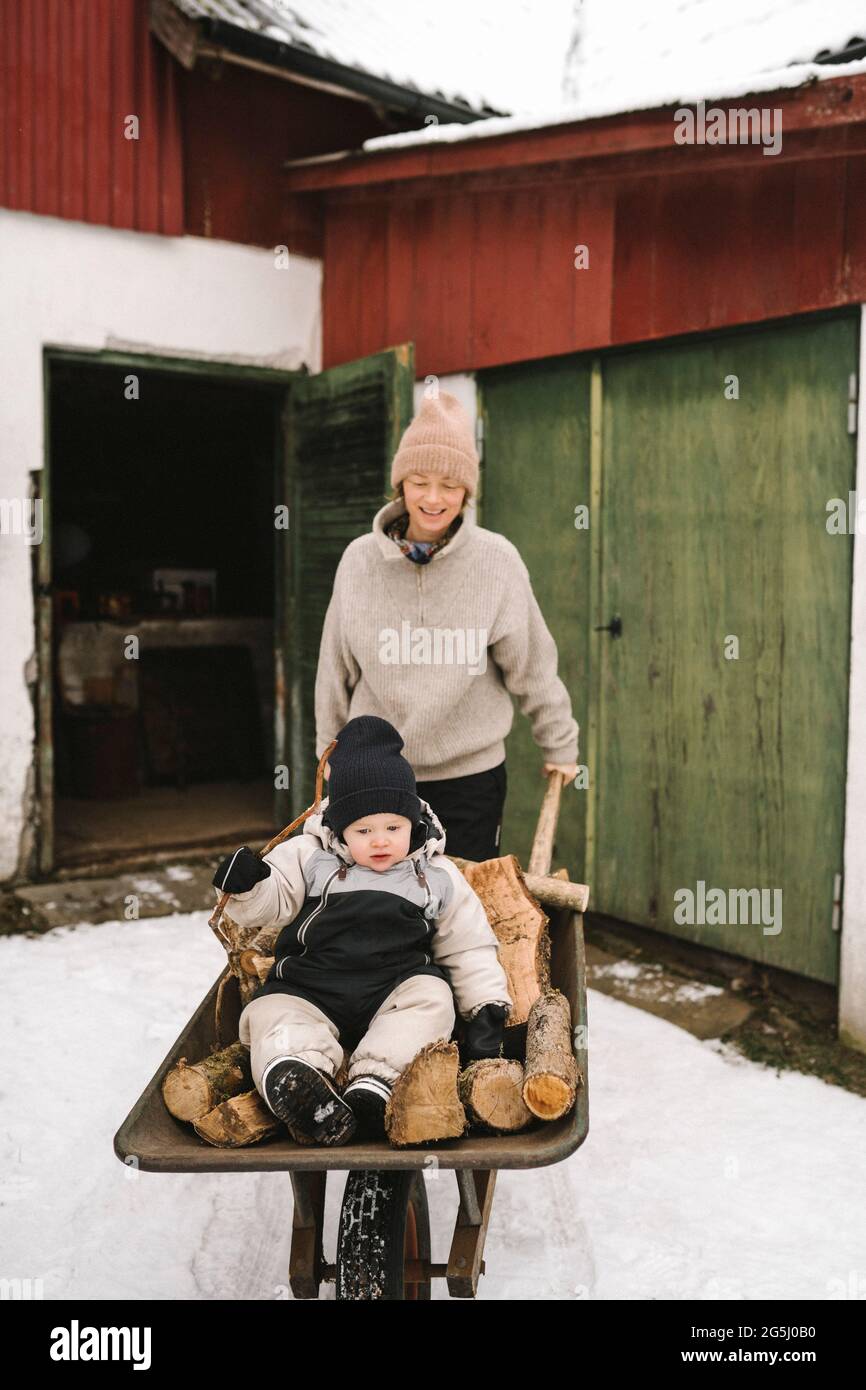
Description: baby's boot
262,1056,357,1146
342,1074,393,1141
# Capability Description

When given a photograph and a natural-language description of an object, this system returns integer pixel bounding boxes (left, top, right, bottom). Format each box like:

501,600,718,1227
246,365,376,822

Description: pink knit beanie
390,390,479,497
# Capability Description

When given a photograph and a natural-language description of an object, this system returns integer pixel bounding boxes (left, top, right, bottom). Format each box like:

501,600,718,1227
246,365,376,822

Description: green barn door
277,344,414,820
479,358,594,875
593,314,858,982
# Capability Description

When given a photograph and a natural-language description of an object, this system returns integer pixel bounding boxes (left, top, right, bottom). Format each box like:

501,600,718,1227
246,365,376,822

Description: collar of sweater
372,497,478,564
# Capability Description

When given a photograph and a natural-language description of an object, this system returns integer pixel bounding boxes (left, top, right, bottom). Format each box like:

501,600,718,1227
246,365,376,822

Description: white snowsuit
214,798,512,1090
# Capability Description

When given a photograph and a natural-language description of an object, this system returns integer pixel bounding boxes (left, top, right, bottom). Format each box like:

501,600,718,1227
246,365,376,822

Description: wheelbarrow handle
208,740,337,943
527,769,566,878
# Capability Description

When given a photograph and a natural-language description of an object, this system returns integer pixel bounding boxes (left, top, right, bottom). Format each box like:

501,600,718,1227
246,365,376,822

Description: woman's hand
542,760,579,787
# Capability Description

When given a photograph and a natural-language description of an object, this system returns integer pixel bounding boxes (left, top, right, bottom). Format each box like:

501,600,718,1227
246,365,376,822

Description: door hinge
848,373,858,435
832,871,843,933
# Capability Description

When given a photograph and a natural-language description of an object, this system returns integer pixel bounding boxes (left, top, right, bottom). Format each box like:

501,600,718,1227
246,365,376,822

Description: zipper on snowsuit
413,857,433,964
278,865,343,973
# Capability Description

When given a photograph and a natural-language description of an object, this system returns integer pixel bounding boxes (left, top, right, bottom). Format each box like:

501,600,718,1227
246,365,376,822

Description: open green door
277,344,415,821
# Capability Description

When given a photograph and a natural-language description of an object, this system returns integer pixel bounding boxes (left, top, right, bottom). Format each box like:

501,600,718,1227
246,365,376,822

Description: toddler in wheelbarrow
212,715,514,1147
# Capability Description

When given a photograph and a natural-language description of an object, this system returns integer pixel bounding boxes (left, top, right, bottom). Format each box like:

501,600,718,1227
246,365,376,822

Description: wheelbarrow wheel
336,1169,431,1300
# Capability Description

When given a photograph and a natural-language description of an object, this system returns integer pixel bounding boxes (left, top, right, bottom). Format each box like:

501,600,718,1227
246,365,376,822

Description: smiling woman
314,389,580,860
402,472,467,542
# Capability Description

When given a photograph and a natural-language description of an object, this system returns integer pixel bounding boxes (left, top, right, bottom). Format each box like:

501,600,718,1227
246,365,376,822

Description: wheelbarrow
114,770,590,1299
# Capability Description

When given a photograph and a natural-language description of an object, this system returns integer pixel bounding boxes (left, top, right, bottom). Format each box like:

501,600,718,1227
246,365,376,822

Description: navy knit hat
322,716,423,838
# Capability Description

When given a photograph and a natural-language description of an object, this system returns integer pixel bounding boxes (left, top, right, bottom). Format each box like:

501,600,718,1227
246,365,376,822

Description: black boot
263,1056,357,1146
342,1074,393,1141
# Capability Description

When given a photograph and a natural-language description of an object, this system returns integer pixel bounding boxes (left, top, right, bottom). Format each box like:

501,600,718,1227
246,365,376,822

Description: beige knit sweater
314,498,579,781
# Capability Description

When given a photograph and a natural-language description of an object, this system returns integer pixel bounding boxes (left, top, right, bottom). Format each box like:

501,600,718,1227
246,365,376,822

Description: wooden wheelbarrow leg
447,1169,496,1298
289,1171,327,1299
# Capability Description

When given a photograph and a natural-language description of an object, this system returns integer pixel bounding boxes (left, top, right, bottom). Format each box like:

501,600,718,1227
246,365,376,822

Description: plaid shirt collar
386,510,463,564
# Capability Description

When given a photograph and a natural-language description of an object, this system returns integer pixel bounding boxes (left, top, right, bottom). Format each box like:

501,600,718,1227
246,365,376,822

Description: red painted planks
1,0,183,233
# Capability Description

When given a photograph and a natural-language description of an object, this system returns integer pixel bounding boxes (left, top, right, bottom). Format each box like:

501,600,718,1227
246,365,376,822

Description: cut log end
386,1040,466,1147
459,1058,533,1133
162,1041,252,1122
522,1073,575,1120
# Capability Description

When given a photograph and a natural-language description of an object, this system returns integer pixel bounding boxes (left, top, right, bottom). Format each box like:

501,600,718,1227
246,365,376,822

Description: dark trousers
415,760,507,862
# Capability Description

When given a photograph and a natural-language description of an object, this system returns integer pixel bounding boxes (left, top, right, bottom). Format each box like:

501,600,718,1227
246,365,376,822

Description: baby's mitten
212,846,271,894
463,1003,509,1062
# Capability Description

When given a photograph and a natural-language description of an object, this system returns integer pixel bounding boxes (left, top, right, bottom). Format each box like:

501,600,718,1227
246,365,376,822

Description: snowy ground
2,911,865,1301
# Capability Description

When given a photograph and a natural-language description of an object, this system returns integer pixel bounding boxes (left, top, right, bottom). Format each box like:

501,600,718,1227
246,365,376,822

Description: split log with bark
162,1041,252,1122
385,1041,467,1147
193,1089,280,1147
456,854,551,1025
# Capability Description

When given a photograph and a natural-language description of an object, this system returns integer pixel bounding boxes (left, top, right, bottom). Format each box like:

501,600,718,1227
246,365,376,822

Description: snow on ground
2,912,865,1300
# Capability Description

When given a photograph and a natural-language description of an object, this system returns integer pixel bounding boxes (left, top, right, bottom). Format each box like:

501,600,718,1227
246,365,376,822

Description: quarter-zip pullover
314,498,579,781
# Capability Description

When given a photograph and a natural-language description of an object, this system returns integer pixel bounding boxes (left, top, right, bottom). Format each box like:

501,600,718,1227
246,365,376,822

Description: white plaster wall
840,306,866,1051
0,208,321,882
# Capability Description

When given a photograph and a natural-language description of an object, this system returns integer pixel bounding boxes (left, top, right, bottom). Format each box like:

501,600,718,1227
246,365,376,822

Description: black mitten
463,1003,509,1062
212,846,271,894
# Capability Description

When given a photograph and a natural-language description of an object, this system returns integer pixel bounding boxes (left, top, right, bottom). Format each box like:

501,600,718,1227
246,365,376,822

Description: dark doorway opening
46,357,285,869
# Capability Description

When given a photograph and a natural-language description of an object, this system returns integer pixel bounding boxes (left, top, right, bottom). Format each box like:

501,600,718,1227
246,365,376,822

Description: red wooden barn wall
1,0,420,255
321,152,866,374
1,0,184,234
180,61,392,256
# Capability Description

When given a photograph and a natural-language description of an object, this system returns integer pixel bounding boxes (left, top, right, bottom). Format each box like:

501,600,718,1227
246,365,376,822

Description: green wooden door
594,314,857,982
278,344,415,820
480,312,857,983
478,357,594,877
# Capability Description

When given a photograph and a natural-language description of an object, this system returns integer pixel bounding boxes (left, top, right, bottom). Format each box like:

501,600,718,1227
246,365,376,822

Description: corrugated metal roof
168,0,572,118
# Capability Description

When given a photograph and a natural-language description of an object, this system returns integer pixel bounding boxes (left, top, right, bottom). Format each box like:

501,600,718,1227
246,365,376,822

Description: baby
212,714,513,1146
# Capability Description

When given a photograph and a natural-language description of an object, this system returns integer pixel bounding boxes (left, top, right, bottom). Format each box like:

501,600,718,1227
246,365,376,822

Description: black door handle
594,615,622,638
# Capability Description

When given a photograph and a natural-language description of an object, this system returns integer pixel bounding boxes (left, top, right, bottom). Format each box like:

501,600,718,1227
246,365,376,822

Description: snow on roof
564,0,866,109
359,0,866,153
171,0,576,118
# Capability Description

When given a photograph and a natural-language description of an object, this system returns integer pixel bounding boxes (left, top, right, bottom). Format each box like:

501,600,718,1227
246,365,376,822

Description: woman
314,390,579,861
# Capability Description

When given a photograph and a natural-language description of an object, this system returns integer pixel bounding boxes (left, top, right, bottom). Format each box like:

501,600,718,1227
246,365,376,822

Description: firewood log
193,1089,280,1147
523,989,579,1120
385,1041,467,1147
210,908,259,954
248,922,281,956
448,857,589,914
208,908,269,1006
162,1041,252,1122
458,855,550,1025
458,1059,533,1133
238,949,275,983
